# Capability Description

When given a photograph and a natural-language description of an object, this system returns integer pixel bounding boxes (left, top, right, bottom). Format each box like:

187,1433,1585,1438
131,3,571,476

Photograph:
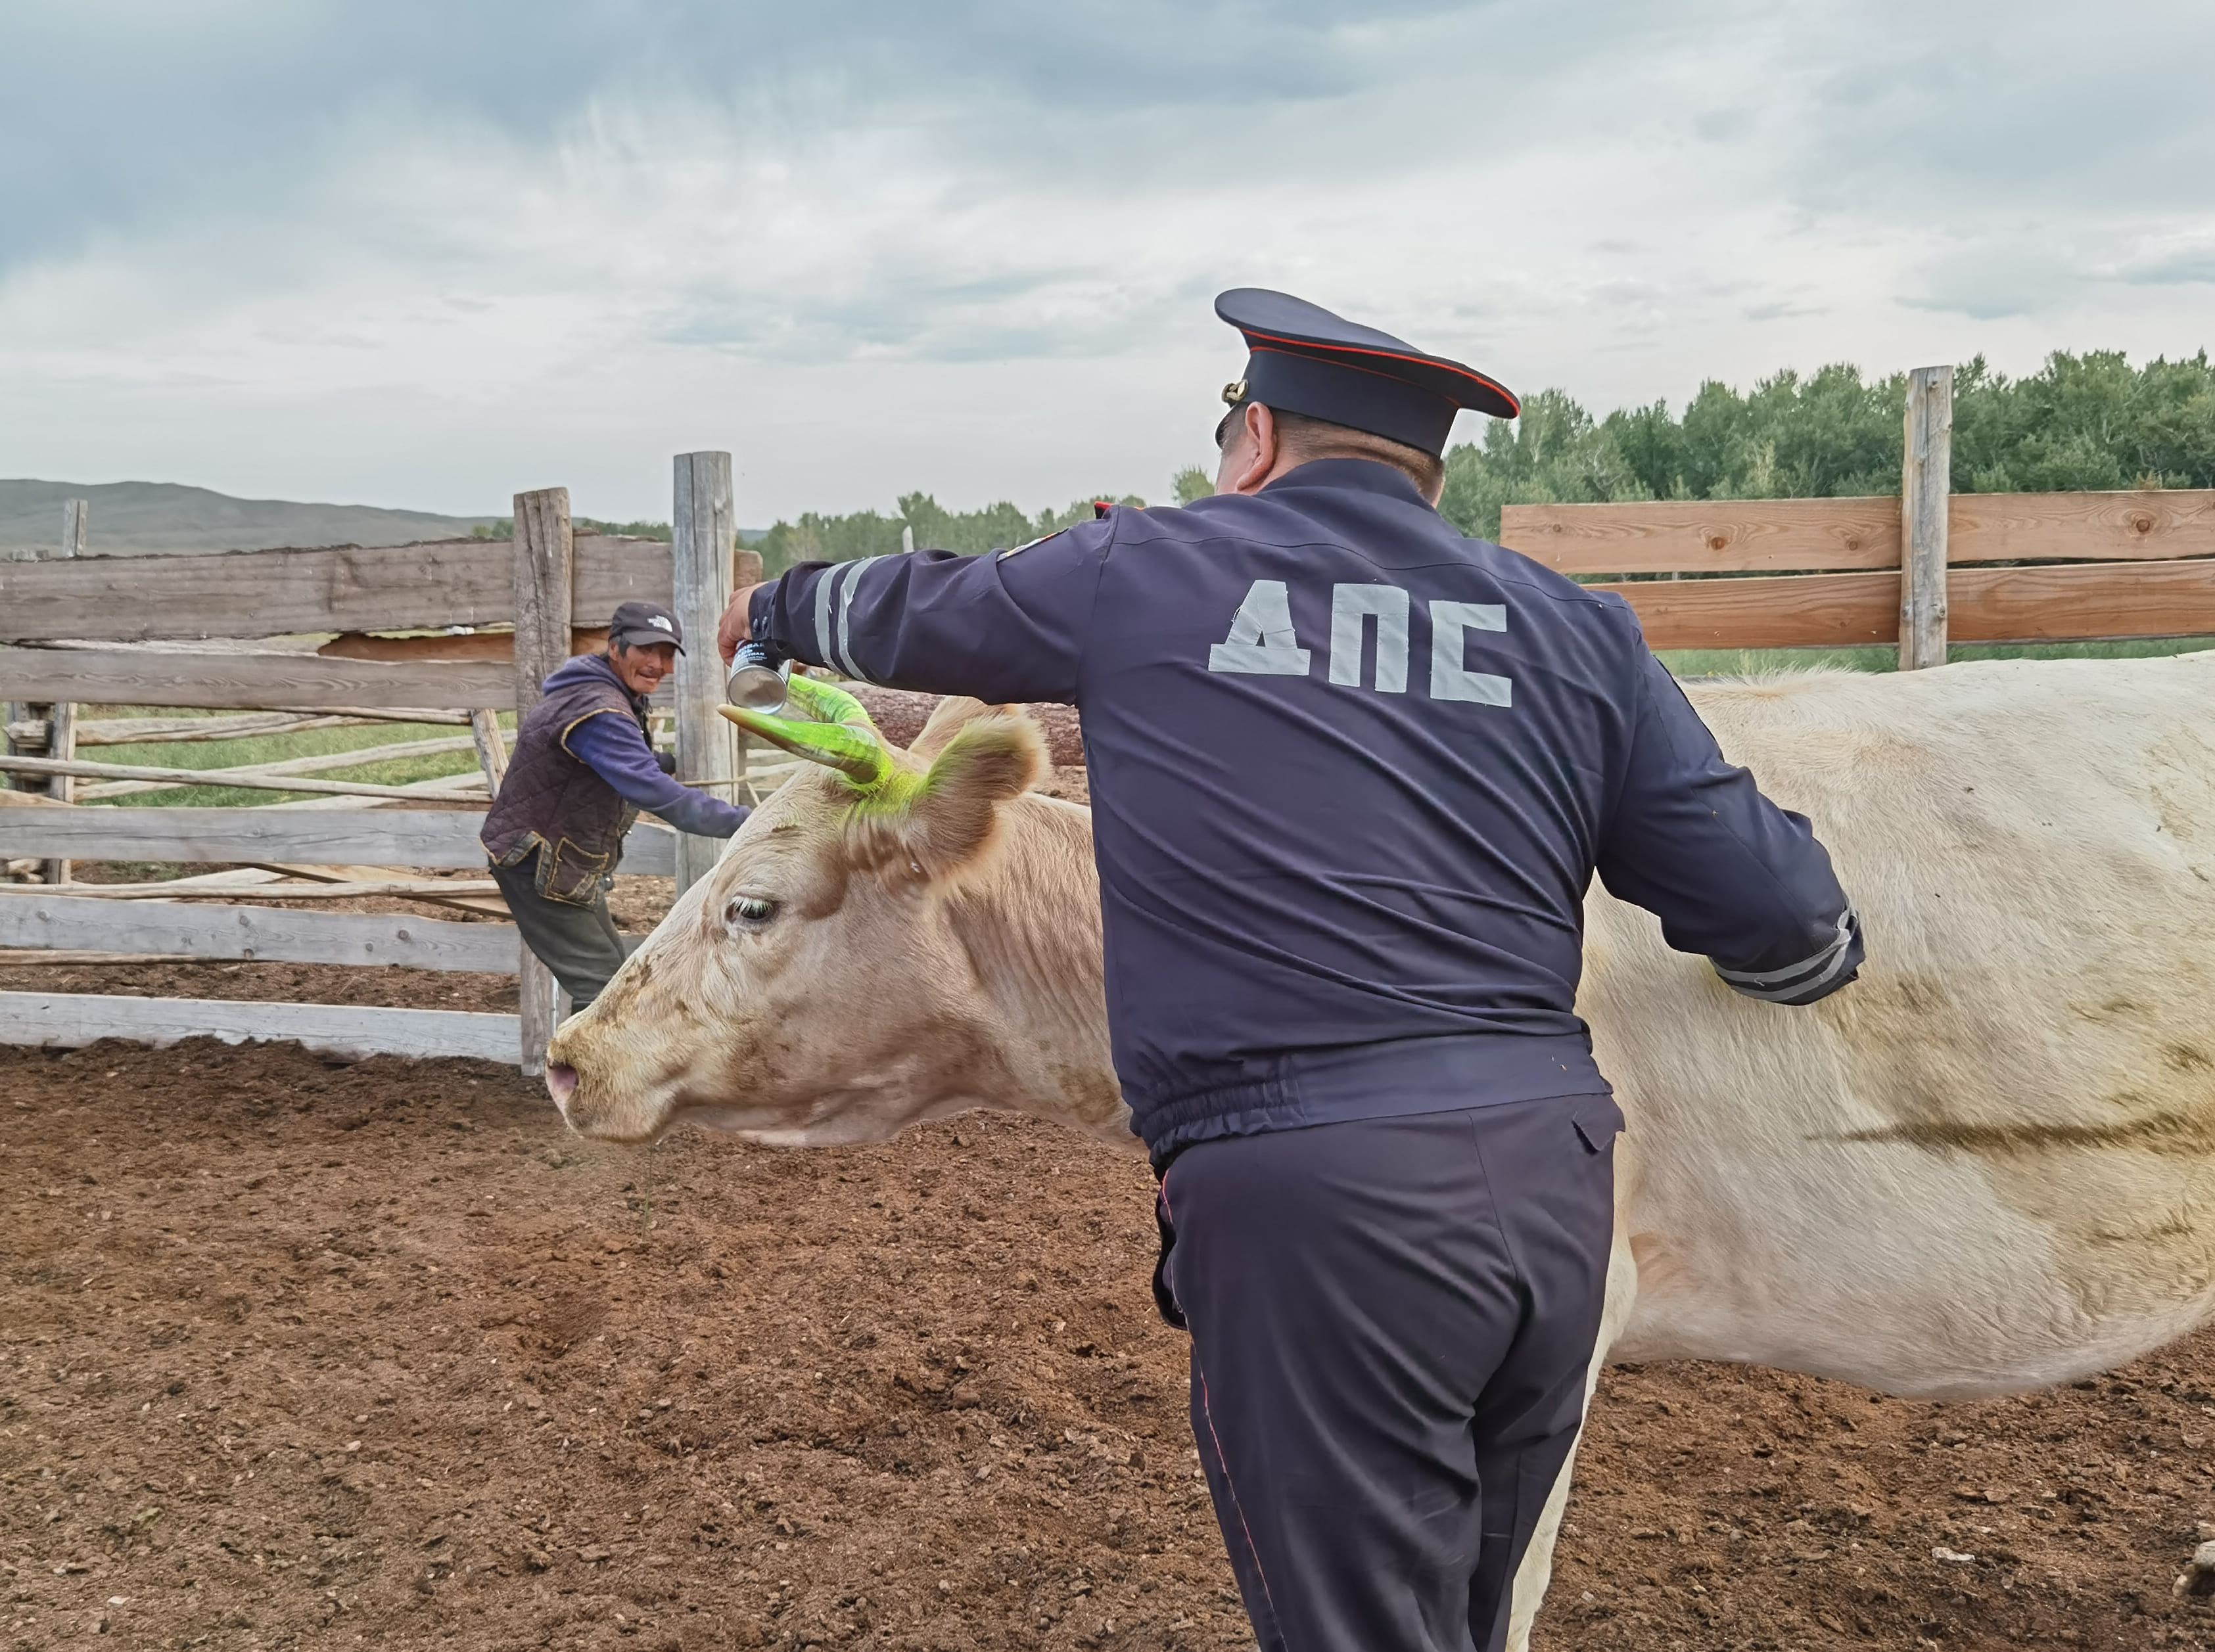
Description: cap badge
1221,379,1247,407
649,615,674,632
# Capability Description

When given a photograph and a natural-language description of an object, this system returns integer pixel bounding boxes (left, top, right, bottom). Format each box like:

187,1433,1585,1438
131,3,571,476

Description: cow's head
545,677,1115,1147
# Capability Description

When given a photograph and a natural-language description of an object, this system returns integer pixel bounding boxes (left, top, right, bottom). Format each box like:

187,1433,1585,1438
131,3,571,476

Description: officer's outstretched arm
1595,654,1863,1006
745,520,1113,706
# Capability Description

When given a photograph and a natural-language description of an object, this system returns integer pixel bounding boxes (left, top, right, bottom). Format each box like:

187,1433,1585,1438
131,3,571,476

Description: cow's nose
546,1063,579,1111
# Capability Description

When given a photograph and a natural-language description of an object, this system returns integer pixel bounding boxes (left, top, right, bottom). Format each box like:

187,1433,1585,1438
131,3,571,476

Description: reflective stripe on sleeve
813,565,840,672
1712,906,1858,1003
831,556,889,683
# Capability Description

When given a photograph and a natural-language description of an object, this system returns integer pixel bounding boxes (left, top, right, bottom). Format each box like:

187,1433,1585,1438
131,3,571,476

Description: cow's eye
725,896,778,929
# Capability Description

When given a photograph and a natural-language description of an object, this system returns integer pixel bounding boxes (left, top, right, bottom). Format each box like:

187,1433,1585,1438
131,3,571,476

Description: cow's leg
1503,1213,1641,1652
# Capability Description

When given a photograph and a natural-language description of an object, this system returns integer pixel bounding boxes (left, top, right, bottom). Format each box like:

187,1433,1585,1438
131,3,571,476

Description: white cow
548,654,2215,1649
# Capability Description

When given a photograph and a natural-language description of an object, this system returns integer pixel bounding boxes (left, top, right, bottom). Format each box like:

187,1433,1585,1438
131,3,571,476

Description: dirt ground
3,1034,2212,1652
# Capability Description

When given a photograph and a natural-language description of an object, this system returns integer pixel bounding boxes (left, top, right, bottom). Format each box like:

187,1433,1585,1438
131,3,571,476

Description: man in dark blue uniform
718,290,1862,1651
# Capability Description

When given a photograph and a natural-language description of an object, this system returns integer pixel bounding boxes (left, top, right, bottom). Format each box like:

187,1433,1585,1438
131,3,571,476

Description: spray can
725,637,792,713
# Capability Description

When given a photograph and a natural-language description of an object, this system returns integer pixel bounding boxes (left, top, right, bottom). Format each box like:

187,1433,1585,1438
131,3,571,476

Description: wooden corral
1,457,758,1074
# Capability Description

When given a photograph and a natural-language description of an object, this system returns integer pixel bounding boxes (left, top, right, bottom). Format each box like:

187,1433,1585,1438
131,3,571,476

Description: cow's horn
718,674,894,790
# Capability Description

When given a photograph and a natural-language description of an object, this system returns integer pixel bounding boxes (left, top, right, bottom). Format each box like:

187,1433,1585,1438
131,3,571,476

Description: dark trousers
1161,1095,1620,1652
490,855,629,1013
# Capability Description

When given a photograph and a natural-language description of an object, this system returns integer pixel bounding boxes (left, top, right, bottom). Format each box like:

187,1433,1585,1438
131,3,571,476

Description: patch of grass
80,713,511,810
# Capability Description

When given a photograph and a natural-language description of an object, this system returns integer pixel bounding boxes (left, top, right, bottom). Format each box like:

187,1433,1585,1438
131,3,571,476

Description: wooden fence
11,371,2210,1070
1500,366,2215,662
1,454,757,1074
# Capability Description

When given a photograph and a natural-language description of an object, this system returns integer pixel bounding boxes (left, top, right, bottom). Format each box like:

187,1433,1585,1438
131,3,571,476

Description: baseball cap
608,600,684,653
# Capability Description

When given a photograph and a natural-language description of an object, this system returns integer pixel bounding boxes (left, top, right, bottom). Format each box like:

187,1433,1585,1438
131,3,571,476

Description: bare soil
4,1040,2213,1652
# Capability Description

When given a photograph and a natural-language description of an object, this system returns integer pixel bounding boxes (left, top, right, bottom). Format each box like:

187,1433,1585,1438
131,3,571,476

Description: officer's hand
717,583,766,668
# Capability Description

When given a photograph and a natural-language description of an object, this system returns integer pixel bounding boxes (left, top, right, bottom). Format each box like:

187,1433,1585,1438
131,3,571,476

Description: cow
546,656,2215,1650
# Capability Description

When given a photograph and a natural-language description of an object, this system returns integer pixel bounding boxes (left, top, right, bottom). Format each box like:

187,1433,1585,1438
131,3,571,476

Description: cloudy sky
3,0,2210,524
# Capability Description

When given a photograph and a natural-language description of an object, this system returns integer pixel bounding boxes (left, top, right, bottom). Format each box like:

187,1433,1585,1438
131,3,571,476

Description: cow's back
1585,653,2215,1397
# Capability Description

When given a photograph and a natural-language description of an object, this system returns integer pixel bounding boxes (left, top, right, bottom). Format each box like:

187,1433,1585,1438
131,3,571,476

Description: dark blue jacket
750,459,1861,1157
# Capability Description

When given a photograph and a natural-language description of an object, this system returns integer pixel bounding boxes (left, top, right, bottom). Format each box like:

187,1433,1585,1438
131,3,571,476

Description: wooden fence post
1900,366,1953,670
41,500,87,884
512,488,572,1076
467,709,509,796
671,452,743,896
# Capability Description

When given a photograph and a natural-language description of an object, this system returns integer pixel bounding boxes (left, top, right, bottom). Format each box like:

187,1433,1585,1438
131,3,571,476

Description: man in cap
482,599,749,1014
714,290,1861,1651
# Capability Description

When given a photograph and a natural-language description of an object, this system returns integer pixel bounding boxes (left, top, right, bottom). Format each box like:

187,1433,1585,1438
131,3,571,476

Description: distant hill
0,480,499,557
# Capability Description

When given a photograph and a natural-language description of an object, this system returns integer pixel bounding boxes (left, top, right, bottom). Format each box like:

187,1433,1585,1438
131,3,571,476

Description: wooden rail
0,991,520,1063
1503,488,2215,577
0,648,515,711
0,893,520,972
0,751,485,804
1582,559,2215,651
0,534,671,644
0,806,677,874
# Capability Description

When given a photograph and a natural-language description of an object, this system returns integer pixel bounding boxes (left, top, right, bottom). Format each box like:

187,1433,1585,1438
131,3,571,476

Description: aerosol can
724,637,792,713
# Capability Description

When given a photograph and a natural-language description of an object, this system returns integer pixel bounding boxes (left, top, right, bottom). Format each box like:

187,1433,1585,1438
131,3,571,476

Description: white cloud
0,0,2210,522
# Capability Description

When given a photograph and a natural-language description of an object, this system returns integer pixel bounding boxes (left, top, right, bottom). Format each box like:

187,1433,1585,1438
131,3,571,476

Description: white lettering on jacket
1207,580,1312,676
1207,580,1511,706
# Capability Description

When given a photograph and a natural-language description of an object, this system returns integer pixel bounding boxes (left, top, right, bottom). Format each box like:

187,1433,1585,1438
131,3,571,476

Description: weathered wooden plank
1502,497,1903,576
1592,560,2215,650
0,535,671,644
0,894,519,971
1588,572,1901,650
1946,489,2215,564
251,862,511,917
1502,488,2215,576
0,805,494,866
42,500,88,882
673,452,741,896
1949,559,2215,642
0,752,484,804
1900,365,1954,670
319,628,609,662
0,991,519,1063
0,648,513,710
0,879,500,900
0,805,676,874
512,489,572,1076
468,709,509,795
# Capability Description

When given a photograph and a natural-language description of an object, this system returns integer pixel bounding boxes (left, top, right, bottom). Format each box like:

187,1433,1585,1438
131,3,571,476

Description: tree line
1438,348,2215,540
599,350,2215,572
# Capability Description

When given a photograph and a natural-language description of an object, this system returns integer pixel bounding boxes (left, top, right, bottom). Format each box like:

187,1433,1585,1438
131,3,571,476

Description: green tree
1173,466,1215,505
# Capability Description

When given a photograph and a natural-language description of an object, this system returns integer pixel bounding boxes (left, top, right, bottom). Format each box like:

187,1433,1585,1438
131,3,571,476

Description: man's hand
718,582,766,668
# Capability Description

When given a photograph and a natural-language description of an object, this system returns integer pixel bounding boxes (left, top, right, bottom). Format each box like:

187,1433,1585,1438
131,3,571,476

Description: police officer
482,600,749,1013
718,290,1861,1652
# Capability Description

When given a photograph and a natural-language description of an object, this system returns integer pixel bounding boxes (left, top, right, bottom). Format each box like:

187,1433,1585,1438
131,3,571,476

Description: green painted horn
718,674,896,790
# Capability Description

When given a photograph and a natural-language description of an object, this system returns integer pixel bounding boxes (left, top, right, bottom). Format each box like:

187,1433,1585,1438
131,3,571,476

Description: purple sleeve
563,712,749,838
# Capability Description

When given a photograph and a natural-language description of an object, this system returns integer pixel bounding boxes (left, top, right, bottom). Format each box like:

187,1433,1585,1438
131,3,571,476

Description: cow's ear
908,695,1000,762
849,712,1045,886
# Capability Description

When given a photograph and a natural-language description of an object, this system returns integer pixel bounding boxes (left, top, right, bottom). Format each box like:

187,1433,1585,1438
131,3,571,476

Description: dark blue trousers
1159,1095,1620,1652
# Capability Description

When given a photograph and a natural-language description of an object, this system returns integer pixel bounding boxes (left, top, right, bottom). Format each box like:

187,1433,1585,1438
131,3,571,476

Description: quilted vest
480,653,645,904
